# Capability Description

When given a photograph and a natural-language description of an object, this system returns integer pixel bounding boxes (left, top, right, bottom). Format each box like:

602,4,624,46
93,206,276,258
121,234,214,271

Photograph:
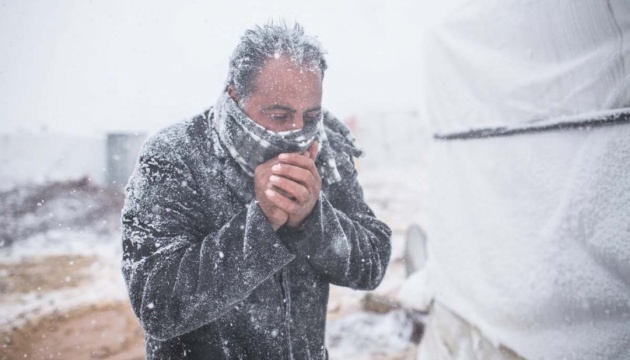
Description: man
122,22,392,359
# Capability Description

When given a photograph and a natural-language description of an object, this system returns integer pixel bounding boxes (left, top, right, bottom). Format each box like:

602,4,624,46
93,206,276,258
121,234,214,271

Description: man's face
231,56,323,133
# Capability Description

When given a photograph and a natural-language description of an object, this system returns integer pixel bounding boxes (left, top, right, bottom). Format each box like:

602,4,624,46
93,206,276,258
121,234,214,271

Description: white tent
401,1,630,359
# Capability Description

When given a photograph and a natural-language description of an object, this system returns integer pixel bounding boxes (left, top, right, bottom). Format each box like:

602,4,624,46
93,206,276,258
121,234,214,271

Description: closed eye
268,113,291,122
262,105,296,123
304,111,321,123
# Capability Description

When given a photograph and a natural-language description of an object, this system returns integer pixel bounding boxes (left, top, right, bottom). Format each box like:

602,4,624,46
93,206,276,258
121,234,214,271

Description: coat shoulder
140,109,216,164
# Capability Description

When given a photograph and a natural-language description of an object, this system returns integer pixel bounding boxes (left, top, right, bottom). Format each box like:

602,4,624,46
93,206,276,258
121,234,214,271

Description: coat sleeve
121,135,295,341
279,163,392,291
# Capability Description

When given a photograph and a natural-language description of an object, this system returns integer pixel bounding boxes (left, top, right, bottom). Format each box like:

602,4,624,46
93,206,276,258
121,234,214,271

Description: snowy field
0,165,426,360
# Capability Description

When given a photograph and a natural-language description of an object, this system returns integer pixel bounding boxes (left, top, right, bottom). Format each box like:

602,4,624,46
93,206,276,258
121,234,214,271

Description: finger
278,152,313,168
270,175,310,203
308,141,319,161
277,153,318,177
267,180,295,200
265,189,299,214
271,163,315,188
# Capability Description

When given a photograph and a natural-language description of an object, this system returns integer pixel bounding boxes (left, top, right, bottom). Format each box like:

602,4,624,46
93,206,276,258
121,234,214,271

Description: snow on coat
121,109,392,359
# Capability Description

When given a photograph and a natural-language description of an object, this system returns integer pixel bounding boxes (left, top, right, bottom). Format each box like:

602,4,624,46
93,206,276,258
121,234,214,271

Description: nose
289,117,304,130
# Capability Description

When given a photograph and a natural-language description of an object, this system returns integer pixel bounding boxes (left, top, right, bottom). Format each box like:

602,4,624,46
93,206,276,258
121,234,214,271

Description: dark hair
226,21,328,102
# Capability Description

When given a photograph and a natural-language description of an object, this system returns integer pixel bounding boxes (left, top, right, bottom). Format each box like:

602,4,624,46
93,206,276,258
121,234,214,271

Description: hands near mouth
254,142,321,231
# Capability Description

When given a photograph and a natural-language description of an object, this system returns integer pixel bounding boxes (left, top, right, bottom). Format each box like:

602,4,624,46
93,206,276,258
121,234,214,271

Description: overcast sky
1,0,435,136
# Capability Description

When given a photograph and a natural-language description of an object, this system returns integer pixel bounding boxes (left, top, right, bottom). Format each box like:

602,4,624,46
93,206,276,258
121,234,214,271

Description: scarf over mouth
213,92,346,185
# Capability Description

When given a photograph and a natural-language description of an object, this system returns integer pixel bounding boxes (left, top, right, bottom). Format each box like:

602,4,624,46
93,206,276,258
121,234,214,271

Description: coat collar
205,108,256,206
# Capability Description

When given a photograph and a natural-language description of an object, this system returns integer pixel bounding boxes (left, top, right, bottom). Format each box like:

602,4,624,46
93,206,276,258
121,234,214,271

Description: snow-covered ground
0,166,426,359
0,179,127,332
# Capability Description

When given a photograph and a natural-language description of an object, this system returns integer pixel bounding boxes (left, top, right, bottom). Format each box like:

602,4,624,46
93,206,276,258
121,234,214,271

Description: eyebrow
262,105,322,114
262,104,296,113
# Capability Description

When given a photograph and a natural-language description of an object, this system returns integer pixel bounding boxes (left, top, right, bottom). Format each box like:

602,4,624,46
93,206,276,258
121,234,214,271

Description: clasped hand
254,142,322,231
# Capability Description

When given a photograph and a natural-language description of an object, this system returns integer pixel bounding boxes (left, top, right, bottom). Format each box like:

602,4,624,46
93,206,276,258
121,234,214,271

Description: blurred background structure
0,132,146,190
105,133,146,189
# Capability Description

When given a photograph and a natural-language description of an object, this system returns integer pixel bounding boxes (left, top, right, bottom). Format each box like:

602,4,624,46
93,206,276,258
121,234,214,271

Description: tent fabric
402,1,630,359
424,0,630,134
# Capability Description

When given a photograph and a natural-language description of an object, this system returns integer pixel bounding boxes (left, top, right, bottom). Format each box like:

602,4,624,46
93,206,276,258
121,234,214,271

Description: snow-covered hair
226,21,328,102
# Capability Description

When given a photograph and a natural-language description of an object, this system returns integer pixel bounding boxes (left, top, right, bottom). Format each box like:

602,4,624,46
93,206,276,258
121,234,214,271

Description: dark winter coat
121,109,392,359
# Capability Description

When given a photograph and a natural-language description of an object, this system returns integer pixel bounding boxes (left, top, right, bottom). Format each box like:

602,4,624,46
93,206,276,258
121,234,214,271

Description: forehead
251,57,322,101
